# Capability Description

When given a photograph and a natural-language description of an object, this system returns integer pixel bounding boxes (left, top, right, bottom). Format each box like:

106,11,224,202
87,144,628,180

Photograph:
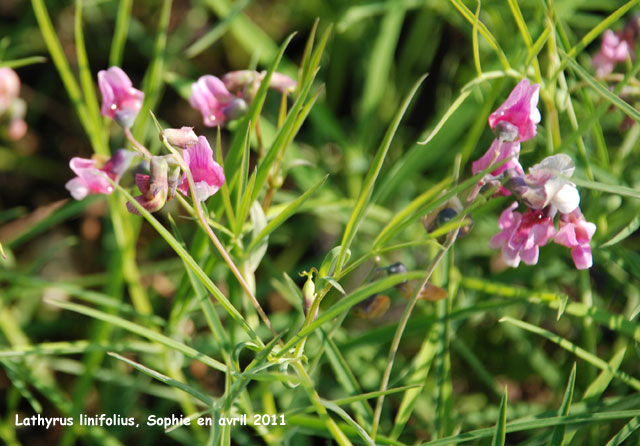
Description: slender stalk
161,137,278,339
370,227,460,439
125,126,153,159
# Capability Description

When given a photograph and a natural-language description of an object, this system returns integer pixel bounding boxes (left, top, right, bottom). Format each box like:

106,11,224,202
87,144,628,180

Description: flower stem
161,137,278,339
124,126,153,159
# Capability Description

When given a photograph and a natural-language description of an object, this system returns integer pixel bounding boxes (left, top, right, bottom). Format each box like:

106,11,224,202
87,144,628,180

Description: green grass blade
570,177,640,200
601,216,640,247
185,0,251,58
391,326,437,439
225,33,295,178
550,363,576,446
114,182,261,345
0,340,160,358
109,0,132,66
74,0,106,154
248,175,328,252
108,352,214,406
0,56,47,69
491,387,507,446
336,74,426,270
605,416,640,446
561,51,640,123
500,317,640,391
420,410,640,446
47,298,225,372
418,90,470,145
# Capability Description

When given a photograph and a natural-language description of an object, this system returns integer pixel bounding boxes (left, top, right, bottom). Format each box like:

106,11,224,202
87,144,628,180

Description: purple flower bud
98,67,144,128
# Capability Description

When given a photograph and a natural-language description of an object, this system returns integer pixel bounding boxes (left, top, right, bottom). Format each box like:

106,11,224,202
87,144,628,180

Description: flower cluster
0,67,27,140
473,79,596,269
190,70,296,127
66,68,225,215
592,17,640,77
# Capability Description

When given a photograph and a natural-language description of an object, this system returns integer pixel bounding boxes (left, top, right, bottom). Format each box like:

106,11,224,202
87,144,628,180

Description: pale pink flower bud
489,79,541,142
162,127,198,147
520,154,580,214
553,208,596,269
98,67,144,128
0,67,20,115
179,136,225,202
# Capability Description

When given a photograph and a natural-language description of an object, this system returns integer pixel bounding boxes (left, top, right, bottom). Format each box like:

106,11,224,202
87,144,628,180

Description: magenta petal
571,245,593,269
190,75,235,127
489,79,540,142
472,139,523,177
180,136,225,202
520,246,539,265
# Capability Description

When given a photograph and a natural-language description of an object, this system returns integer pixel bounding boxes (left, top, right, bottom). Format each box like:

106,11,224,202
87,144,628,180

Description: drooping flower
127,156,170,214
519,154,580,214
592,30,631,77
66,149,135,200
489,202,556,267
190,75,247,127
98,67,144,127
179,136,225,202
553,208,596,269
488,79,541,142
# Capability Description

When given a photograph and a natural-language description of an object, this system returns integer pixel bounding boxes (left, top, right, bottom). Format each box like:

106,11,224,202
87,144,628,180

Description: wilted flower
592,30,631,77
553,208,596,269
98,67,144,127
190,75,247,127
179,136,225,202
127,156,169,214
66,149,135,200
489,202,556,267
488,79,541,142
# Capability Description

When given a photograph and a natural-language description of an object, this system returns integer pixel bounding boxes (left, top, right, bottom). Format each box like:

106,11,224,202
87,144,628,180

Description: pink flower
592,30,630,77
489,79,541,142
490,202,556,267
553,208,596,269
0,68,20,115
98,67,144,127
190,75,247,127
179,136,225,202
472,139,523,177
66,149,134,200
